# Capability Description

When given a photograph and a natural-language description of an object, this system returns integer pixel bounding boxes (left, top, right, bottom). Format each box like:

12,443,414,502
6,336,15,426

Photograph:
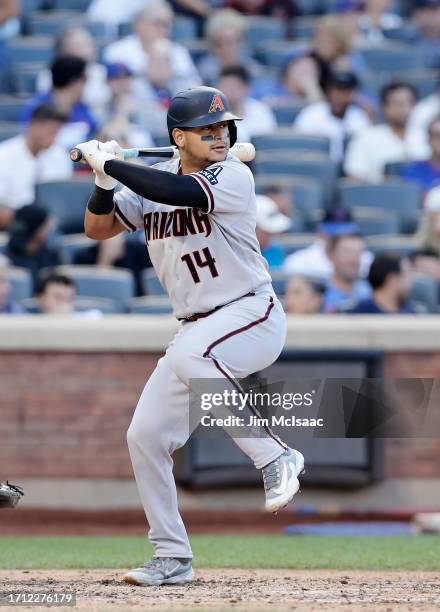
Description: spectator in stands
36,27,110,121
263,55,323,106
6,205,60,290
358,0,403,44
345,81,418,183
350,253,415,313
35,273,76,315
416,184,440,257
103,0,201,91
407,79,440,159
98,62,154,148
411,247,440,282
198,9,262,86
0,105,70,230
228,0,300,17
283,209,373,280
411,0,440,68
255,194,291,269
284,275,325,315
217,65,277,142
324,233,371,312
294,70,371,162
22,56,98,150
0,254,21,314
400,115,440,192
88,0,149,31
0,0,20,91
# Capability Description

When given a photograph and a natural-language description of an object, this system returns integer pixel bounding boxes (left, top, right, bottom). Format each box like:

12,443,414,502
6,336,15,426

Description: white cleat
262,448,305,514
123,557,195,586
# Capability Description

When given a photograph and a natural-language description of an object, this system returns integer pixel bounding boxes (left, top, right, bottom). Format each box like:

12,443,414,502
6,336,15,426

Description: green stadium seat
53,265,135,310
6,267,32,302
36,179,94,235
338,180,423,234
142,268,166,296
129,296,173,315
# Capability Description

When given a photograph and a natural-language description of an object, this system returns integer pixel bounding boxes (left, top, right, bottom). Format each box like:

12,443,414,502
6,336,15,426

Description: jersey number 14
181,247,219,283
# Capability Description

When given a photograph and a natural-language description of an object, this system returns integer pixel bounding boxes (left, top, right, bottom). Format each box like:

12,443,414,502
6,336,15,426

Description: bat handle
70,147,140,162
70,147,83,162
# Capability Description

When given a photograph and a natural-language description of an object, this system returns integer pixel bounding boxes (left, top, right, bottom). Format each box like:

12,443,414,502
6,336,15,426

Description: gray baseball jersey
114,154,272,318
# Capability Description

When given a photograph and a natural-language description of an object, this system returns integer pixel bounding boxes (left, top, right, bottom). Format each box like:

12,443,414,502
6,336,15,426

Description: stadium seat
14,63,43,94
269,102,307,126
255,40,306,68
9,37,53,66
26,11,107,38
129,296,173,315
52,0,92,10
269,269,289,295
53,265,135,310
58,233,97,265
350,206,400,236
295,0,323,14
255,174,324,230
172,16,198,41
142,268,166,296
6,267,32,302
366,234,418,256
0,121,21,142
278,233,315,256
21,0,43,14
245,16,286,47
359,45,424,73
409,275,439,313
0,96,32,122
22,295,121,314
255,153,338,207
0,232,7,255
384,161,408,177
253,131,330,154
36,179,94,235
182,39,209,63
292,17,318,39
338,180,422,234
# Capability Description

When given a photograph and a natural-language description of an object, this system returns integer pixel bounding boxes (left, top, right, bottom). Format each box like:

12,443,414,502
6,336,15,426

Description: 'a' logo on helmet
208,94,225,113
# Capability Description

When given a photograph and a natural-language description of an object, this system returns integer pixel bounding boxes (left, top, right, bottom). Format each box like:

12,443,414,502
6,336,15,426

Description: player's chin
207,148,228,162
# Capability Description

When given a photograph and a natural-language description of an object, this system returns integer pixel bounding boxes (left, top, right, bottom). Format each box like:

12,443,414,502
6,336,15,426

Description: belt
178,291,256,323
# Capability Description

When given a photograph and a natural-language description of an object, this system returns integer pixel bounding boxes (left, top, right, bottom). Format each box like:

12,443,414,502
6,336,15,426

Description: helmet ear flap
228,121,237,147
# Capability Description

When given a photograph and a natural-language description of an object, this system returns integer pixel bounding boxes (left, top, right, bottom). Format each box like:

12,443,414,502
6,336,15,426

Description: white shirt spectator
103,35,201,91
235,98,277,142
283,239,373,280
294,101,371,162
88,0,148,26
358,13,403,44
407,93,440,160
344,124,419,183
0,136,72,210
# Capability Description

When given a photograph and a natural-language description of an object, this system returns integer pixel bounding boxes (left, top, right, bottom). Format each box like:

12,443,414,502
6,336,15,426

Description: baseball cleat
262,448,305,514
123,557,194,586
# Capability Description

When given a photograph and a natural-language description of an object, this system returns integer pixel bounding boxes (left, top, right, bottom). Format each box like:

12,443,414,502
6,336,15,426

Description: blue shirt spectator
400,160,440,192
349,297,416,314
21,56,98,150
324,279,371,312
255,194,291,270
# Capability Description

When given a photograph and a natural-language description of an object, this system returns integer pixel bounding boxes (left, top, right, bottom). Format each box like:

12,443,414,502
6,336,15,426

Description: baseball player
75,86,305,587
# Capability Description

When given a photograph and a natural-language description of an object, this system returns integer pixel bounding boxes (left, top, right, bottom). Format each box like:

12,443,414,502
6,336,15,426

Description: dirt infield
1,569,439,611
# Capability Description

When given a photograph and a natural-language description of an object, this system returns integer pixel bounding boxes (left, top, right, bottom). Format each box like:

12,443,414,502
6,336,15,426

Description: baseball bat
70,142,255,163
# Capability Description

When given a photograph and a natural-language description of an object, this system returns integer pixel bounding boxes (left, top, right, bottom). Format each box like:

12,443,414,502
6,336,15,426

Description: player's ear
173,128,185,149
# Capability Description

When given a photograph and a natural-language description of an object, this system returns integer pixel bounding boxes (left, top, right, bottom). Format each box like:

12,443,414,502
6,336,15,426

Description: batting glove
75,140,117,190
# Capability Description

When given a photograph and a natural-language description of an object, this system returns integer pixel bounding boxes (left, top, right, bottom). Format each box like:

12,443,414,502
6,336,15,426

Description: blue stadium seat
53,265,135,310
0,232,7,255
9,37,53,66
295,0,323,14
129,296,173,315
26,11,107,38
0,96,31,122
52,0,92,9
278,234,315,256
172,16,198,41
21,0,43,14
183,39,209,63
366,235,418,257
255,40,305,68
359,45,424,73
338,180,422,234
255,153,338,207
14,63,42,94
292,17,318,39
253,131,330,154
0,121,22,142
142,268,166,296
350,206,400,236
245,16,286,47
7,267,32,302
269,102,307,126
269,269,289,296
58,233,97,265
255,174,324,231
36,179,94,235
409,275,439,313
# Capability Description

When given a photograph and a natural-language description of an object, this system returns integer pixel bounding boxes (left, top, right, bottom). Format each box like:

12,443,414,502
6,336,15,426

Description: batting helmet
167,86,241,147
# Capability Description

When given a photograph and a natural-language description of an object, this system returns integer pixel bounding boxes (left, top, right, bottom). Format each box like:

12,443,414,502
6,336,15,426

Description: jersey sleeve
189,160,253,214
113,186,144,233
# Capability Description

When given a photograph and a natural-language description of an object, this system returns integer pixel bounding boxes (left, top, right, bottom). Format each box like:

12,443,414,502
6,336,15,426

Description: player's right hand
99,140,124,161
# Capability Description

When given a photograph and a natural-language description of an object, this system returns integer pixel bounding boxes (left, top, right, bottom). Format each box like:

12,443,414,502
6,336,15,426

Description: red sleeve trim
190,173,215,214
114,203,137,232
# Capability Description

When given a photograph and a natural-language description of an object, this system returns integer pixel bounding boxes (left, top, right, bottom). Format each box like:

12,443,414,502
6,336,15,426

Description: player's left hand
75,140,118,191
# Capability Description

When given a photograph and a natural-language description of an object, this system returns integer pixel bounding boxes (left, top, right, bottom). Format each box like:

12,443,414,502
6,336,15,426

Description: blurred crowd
0,0,440,315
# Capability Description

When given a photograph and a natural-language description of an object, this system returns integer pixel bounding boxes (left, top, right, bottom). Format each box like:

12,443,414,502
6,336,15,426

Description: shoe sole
266,451,305,514
123,567,195,586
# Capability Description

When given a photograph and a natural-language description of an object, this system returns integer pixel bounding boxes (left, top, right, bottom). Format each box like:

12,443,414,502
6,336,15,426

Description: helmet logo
208,94,225,113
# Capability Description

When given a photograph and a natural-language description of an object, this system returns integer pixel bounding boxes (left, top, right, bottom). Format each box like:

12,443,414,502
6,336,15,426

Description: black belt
178,291,256,323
